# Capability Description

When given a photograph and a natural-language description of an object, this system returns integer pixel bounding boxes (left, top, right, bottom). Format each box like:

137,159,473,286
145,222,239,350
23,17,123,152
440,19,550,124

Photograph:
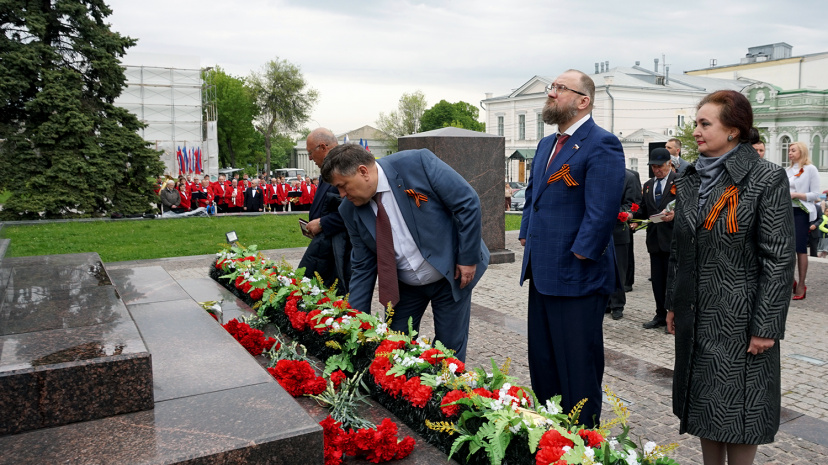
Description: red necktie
546,134,570,171
374,192,399,308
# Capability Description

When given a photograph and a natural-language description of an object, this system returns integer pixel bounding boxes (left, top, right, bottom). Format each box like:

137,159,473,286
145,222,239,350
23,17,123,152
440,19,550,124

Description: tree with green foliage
674,123,698,163
420,100,485,132
210,66,258,169
0,0,165,218
248,58,317,175
376,90,427,152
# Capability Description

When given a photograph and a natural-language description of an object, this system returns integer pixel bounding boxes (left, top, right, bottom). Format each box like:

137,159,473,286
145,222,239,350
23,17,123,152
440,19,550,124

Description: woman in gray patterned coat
665,90,795,465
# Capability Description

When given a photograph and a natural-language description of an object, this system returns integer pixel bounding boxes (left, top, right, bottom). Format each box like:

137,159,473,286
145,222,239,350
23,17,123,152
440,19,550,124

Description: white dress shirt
372,164,443,286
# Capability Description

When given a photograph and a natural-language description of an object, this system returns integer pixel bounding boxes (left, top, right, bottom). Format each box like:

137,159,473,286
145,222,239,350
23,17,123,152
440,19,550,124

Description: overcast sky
106,0,828,135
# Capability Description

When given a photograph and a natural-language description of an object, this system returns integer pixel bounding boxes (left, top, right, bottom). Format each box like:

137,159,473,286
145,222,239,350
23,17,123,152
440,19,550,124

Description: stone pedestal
0,254,154,436
398,127,514,263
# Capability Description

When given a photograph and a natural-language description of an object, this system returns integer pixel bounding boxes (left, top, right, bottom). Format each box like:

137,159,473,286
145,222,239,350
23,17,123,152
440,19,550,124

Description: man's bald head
307,127,339,169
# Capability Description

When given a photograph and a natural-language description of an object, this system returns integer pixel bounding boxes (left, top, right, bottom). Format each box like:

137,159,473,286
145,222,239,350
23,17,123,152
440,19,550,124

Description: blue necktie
655,178,663,205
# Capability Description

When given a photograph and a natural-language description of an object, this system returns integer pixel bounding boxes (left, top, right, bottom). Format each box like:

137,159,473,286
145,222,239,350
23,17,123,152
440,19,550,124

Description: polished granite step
0,253,154,436
0,263,323,464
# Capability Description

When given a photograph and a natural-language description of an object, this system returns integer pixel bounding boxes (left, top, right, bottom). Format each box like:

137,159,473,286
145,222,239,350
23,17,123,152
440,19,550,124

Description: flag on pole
195,147,203,173
190,147,196,174
365,141,370,152
343,134,350,144
359,138,364,148
176,147,184,175
183,147,190,173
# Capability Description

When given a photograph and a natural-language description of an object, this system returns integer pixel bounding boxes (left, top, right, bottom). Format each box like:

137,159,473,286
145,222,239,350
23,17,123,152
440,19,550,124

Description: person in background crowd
297,174,314,211
666,138,690,176
177,180,191,211
154,176,164,195
518,69,625,429
264,177,278,212
505,181,512,211
226,179,245,212
666,89,794,465
192,177,214,209
277,176,290,211
244,178,264,212
749,127,765,158
241,173,251,188
160,180,186,213
607,168,642,320
212,174,230,213
786,141,821,300
626,168,642,292
633,148,677,330
808,202,823,257
818,194,828,258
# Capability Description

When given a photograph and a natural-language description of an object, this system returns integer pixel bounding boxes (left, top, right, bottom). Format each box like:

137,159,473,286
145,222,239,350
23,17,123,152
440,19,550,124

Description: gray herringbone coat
665,143,795,444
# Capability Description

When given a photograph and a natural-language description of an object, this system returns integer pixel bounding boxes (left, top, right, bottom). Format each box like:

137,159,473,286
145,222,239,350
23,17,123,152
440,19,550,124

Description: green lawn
1,215,312,262
1,212,523,262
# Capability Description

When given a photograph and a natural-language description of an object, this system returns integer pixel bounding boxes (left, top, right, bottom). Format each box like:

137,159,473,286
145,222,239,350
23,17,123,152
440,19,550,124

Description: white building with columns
482,61,746,182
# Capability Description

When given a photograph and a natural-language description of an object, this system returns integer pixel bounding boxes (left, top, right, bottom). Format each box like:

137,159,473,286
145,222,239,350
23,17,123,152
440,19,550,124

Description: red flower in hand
631,202,640,212
617,211,630,222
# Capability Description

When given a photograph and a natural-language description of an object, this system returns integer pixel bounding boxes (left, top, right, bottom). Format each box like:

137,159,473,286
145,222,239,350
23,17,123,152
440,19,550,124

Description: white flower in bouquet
448,362,459,373
375,323,388,334
301,277,311,284
624,449,638,465
644,441,657,455
310,286,321,296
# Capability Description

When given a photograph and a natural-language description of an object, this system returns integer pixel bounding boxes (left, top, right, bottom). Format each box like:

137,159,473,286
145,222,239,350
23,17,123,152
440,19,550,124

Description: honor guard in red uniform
212,174,230,213
192,178,215,209
177,181,192,210
226,179,245,212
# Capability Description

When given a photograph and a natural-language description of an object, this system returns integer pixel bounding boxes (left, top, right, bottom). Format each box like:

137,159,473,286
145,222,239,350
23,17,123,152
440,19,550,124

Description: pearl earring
727,135,733,141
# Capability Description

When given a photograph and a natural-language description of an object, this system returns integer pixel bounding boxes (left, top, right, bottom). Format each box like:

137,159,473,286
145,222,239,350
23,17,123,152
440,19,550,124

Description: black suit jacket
613,169,643,245
299,177,351,292
244,187,264,211
635,171,677,253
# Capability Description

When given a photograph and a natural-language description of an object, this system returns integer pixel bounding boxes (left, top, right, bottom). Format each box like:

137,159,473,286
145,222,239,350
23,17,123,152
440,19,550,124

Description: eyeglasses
307,144,325,155
545,83,587,97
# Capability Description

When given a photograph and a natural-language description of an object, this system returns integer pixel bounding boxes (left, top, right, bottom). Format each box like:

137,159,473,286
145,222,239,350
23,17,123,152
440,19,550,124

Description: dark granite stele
0,253,154,436
399,127,514,264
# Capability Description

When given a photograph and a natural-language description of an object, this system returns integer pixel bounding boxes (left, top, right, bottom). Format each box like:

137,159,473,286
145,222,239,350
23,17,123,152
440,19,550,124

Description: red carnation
419,348,445,365
307,309,326,334
330,369,347,389
395,436,416,459
317,296,331,306
249,287,264,300
444,357,465,373
631,202,640,212
375,339,405,356
403,376,433,408
472,387,494,399
235,276,245,288
617,211,630,222
539,429,574,451
577,429,605,448
440,389,469,417
287,308,309,331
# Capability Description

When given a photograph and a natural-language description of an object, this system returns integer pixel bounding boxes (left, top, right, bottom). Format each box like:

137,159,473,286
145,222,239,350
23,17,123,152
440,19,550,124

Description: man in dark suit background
666,138,690,176
625,169,641,292
519,69,625,428
322,144,489,362
632,148,677,330
243,178,264,212
607,168,643,320
299,128,351,293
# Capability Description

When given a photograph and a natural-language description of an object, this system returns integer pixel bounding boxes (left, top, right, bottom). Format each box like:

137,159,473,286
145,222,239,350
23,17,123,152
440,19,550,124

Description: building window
497,116,504,137
630,158,638,172
780,135,791,168
518,114,525,140
677,115,685,127
813,135,823,170
537,114,544,139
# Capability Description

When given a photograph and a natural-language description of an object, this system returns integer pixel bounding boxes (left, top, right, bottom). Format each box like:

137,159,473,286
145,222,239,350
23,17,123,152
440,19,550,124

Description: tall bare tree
248,58,317,174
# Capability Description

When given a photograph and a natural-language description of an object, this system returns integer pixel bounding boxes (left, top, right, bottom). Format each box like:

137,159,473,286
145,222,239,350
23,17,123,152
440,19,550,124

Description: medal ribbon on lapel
703,185,739,233
405,189,428,207
547,164,579,187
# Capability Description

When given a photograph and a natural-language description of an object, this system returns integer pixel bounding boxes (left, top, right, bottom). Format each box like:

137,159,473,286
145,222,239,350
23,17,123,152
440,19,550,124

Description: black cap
648,147,671,165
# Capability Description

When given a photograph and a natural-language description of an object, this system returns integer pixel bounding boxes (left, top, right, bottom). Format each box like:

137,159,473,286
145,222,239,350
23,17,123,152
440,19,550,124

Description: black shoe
611,309,623,320
624,286,633,292
643,317,667,329
605,307,612,314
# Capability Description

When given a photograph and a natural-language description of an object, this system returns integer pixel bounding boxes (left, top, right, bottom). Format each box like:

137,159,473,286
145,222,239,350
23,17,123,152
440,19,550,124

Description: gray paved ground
123,229,828,465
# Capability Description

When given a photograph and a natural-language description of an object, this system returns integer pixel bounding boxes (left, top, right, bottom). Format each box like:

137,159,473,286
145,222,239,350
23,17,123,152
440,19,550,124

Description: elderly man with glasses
519,69,625,428
298,128,352,293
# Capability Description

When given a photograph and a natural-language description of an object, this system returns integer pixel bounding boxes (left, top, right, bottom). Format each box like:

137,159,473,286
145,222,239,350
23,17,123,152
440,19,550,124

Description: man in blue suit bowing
322,144,489,362
519,69,625,427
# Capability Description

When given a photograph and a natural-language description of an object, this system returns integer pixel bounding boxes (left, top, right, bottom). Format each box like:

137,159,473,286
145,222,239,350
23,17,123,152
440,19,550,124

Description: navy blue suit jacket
339,149,490,314
519,117,625,296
